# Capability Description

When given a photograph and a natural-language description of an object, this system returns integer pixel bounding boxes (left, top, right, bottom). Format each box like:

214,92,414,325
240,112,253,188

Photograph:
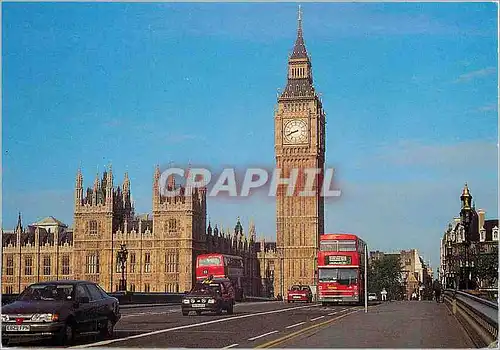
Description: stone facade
369,248,432,300
2,167,261,295
440,184,498,290
273,8,326,296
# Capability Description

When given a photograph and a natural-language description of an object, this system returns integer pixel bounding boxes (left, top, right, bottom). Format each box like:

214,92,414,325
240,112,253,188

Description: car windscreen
18,284,74,301
191,283,221,295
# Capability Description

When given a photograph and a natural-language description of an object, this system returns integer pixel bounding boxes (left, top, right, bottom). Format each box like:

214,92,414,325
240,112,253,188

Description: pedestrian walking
433,279,442,303
381,288,387,301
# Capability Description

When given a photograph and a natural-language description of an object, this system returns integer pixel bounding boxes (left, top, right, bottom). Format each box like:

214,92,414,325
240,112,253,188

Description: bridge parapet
444,289,498,348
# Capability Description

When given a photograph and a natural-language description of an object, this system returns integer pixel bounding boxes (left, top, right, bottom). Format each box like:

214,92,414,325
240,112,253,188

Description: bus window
198,256,222,266
320,240,356,252
318,268,358,284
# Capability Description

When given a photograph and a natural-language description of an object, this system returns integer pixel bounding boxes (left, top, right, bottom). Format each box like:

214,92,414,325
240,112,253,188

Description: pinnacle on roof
290,5,309,60
16,212,23,232
461,182,471,197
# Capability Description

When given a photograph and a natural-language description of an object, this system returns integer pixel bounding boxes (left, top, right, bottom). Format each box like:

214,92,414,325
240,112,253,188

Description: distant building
440,184,498,290
368,248,433,300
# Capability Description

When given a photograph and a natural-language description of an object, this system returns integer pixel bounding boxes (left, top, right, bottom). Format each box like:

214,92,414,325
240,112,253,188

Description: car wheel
182,311,189,316
215,307,222,315
100,318,115,339
2,338,9,347
55,322,75,346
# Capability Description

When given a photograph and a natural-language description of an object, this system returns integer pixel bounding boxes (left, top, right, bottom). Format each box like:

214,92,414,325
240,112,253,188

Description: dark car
287,285,313,303
1,280,121,346
182,279,235,316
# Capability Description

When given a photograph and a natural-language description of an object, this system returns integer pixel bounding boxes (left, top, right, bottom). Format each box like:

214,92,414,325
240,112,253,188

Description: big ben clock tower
274,7,326,296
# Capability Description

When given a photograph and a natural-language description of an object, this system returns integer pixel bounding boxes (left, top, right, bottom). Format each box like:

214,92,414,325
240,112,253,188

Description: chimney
478,209,485,230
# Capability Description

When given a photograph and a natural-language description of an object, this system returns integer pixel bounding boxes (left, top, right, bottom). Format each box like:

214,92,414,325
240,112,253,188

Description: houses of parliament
2,9,323,298
1,167,267,295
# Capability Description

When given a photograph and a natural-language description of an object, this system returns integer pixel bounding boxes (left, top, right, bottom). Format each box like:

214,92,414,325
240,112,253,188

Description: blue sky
3,2,498,269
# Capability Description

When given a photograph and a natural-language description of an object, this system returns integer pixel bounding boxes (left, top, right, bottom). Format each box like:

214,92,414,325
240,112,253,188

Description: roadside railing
1,292,276,307
443,289,498,348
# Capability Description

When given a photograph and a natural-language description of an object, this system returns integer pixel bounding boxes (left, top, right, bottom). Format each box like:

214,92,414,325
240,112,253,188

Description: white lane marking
222,343,239,349
248,330,279,341
122,310,179,318
310,315,325,321
285,321,306,329
70,304,319,348
327,311,338,316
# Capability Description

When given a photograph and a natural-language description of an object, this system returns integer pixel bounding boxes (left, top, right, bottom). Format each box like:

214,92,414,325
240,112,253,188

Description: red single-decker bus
317,233,367,305
195,253,244,301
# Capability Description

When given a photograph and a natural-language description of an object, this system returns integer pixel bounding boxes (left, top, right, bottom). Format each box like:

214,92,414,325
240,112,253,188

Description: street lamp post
117,244,128,292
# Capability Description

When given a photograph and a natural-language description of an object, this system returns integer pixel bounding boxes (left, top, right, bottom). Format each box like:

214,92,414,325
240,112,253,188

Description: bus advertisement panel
195,253,244,301
317,233,367,305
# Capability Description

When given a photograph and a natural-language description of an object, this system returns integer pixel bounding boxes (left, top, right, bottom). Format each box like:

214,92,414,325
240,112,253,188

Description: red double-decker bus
195,253,244,301
317,233,367,305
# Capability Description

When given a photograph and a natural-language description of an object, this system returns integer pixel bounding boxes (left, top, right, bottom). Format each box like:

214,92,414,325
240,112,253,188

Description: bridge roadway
14,300,474,348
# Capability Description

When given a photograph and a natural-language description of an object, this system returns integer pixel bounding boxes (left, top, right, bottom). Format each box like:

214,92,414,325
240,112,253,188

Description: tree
475,253,498,288
368,255,404,300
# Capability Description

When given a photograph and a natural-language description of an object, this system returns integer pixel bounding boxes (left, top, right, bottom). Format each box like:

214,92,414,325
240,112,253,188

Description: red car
287,285,313,303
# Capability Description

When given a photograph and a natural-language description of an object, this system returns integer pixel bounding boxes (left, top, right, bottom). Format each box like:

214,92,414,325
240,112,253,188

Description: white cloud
371,140,497,172
454,67,497,83
478,103,498,112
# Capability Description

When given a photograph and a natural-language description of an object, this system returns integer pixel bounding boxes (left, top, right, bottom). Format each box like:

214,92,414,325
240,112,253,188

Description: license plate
6,325,30,332
192,304,205,308
293,296,301,299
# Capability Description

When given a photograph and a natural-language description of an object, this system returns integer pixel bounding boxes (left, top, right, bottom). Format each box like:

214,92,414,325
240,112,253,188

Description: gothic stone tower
73,166,133,290
152,167,207,292
274,8,326,295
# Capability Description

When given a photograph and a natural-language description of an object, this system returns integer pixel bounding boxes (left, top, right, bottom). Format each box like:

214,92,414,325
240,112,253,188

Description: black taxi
182,277,235,316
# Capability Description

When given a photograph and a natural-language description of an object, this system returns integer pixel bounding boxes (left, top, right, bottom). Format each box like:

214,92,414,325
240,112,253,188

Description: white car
368,293,378,301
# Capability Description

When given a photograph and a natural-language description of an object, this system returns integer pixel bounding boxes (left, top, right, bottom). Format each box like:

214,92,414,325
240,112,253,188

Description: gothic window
169,219,178,233
144,283,150,292
165,250,178,273
5,255,13,276
43,256,51,275
130,284,135,292
116,256,123,273
145,252,151,273
89,220,98,235
24,256,33,275
493,228,499,241
85,252,99,274
130,253,136,273
62,255,70,275
5,286,13,294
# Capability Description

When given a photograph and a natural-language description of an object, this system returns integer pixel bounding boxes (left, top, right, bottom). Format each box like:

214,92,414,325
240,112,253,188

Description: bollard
452,298,457,314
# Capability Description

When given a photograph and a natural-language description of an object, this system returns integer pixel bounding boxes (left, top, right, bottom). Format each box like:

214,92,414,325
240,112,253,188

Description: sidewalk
283,301,475,348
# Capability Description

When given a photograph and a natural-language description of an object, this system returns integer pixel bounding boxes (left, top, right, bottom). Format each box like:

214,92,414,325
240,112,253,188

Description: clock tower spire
274,6,326,296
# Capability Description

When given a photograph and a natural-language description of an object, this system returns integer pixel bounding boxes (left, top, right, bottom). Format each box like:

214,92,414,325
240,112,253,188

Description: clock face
283,119,308,144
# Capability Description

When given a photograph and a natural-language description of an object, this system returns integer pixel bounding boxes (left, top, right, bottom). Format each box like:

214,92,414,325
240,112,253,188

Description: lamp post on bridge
117,244,128,292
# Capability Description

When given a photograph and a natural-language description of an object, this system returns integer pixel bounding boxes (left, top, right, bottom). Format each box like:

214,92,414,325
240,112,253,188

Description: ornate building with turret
440,184,498,291
2,166,261,295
